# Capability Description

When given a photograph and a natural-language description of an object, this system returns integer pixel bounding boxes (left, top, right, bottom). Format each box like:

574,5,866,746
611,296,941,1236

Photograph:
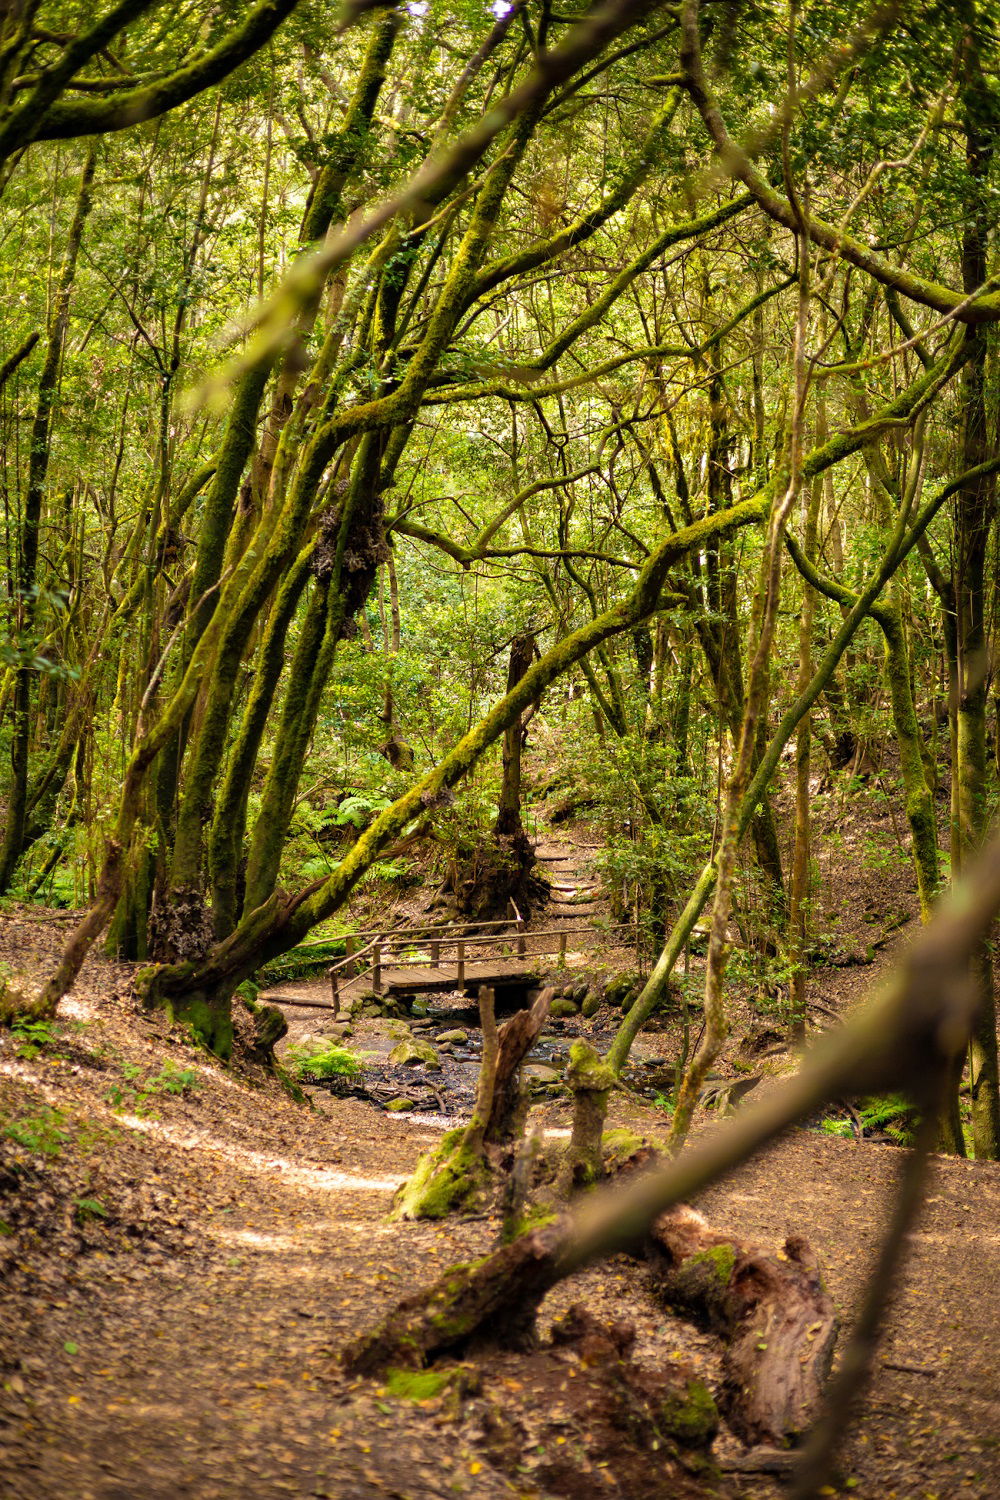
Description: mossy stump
562,1040,616,1190
393,1125,492,1220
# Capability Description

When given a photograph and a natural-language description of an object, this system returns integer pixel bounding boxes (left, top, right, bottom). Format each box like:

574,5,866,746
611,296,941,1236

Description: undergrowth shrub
283,1039,365,1081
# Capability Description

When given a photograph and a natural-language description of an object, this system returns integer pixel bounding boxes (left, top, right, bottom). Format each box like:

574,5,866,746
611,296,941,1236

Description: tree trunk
495,630,536,840
0,149,95,893
955,51,1000,1159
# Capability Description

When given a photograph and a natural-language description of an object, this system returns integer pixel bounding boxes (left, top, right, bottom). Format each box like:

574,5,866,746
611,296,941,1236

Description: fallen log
342,1189,836,1447
647,1204,837,1445
341,1220,565,1374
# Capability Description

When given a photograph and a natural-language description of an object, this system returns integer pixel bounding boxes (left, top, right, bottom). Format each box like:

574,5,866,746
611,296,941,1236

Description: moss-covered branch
25,0,302,148
679,0,1000,324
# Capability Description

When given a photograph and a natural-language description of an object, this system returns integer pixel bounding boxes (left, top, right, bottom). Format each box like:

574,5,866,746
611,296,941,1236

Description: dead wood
647,1203,837,1446
346,1181,835,1450
341,1220,566,1374
484,984,553,1145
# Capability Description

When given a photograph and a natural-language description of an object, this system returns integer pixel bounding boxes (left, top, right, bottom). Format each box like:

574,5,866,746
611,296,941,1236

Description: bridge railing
325,909,636,1007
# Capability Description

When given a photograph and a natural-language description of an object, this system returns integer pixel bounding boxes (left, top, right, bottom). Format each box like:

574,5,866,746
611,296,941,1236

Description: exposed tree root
445,829,547,919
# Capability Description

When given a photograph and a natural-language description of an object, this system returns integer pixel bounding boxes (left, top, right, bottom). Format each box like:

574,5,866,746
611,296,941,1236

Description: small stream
306,994,677,1119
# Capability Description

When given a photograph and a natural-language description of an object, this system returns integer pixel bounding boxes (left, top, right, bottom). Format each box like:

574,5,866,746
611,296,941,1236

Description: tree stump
484,985,553,1145
560,1040,615,1189
393,986,499,1220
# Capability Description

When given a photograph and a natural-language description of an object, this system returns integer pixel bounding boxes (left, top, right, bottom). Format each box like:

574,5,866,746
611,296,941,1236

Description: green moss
684,1243,736,1285
384,1366,455,1402
601,1127,645,1165
660,1377,719,1447
567,1040,615,1092
393,1127,488,1220
503,1206,557,1242
166,994,233,1061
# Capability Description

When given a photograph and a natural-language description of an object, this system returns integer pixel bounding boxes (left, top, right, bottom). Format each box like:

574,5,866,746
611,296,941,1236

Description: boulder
386,1097,416,1112
550,997,579,1018
581,990,601,1018
435,1029,469,1045
524,1064,560,1086
389,1038,441,1070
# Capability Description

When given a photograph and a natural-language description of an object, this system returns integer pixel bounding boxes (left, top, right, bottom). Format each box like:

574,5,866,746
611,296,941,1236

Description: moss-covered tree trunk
954,54,1000,1160
0,148,95,893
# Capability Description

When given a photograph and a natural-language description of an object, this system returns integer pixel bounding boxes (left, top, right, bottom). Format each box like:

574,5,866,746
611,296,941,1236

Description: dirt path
3,1044,998,1500
3,791,998,1500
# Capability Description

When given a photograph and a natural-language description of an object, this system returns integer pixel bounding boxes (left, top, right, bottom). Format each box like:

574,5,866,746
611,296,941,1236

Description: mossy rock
389,1038,441,1069
618,986,642,1015
550,997,579,1018
351,991,407,1020
435,1029,468,1045
580,990,602,1018
386,1097,416,1112
603,971,643,1010
660,1378,719,1447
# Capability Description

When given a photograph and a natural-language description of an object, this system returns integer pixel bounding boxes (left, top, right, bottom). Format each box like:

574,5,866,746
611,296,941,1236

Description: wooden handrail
326,921,635,988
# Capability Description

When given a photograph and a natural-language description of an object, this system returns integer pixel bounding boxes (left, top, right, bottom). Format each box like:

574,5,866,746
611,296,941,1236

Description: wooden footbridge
262,909,633,1016
261,840,637,1016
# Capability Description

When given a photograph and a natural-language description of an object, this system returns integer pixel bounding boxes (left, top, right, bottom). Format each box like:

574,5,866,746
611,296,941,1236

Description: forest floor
2,776,999,1499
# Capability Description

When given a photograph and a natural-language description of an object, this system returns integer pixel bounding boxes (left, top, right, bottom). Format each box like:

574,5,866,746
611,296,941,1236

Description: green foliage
334,793,393,828
283,1039,365,1081
73,1197,108,1224
3,1105,70,1157
104,1059,201,1115
821,1094,917,1145
11,1017,61,1060
257,938,347,984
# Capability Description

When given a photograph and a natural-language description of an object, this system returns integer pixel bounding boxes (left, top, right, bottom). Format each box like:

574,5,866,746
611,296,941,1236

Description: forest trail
2,1024,999,1500
3,802,998,1499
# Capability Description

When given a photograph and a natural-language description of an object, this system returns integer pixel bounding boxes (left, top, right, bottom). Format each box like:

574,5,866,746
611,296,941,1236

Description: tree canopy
0,0,999,1162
